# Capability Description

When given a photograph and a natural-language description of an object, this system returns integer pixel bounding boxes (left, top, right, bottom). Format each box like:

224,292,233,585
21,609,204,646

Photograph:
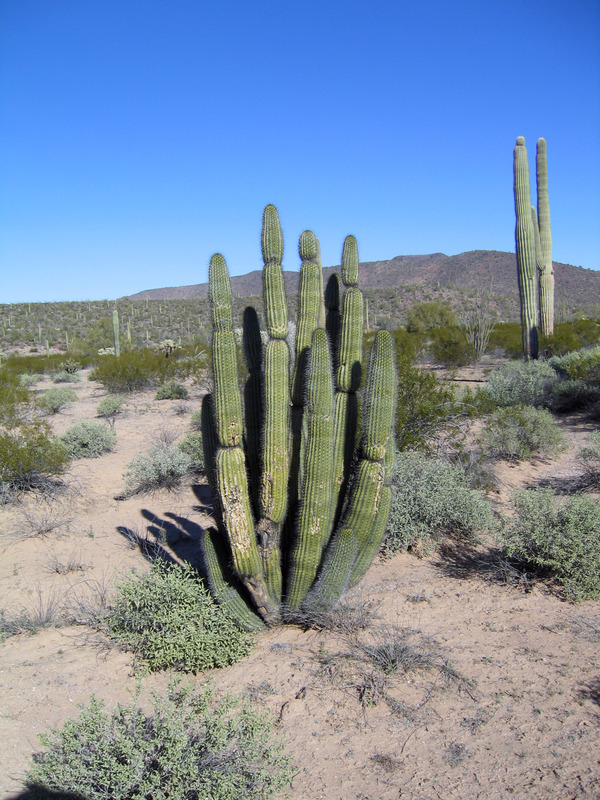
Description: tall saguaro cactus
536,138,554,337
201,205,396,626
112,309,121,358
513,136,539,360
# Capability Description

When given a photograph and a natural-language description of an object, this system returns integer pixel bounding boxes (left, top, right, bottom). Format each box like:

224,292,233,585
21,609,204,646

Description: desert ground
1,368,599,800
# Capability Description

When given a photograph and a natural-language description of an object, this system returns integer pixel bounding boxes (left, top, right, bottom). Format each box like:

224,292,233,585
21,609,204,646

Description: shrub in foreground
25,681,292,800
478,405,564,462
37,386,77,414
59,420,117,459
123,443,192,495
578,430,600,489
178,430,205,472
500,488,600,600
107,563,253,671
96,394,126,422
382,452,495,556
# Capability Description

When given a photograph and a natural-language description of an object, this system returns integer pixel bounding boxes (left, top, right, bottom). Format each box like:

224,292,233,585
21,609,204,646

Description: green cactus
536,138,554,337
112,309,120,358
201,205,396,624
513,136,539,360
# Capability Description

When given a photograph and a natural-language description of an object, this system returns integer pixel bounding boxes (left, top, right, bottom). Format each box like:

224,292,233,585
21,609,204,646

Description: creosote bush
106,562,253,672
478,405,564,462
96,393,125,422
90,349,195,393
25,680,293,800
500,488,600,600
59,420,117,459
382,452,495,556
179,429,205,472
578,430,600,489
123,443,192,495
155,379,189,400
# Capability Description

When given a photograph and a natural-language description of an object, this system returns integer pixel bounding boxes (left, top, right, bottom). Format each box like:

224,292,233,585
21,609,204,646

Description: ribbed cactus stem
292,231,322,405
286,329,335,610
513,136,539,360
362,330,396,462
112,309,120,358
341,235,359,287
259,339,290,527
303,527,358,612
536,138,554,337
209,253,234,332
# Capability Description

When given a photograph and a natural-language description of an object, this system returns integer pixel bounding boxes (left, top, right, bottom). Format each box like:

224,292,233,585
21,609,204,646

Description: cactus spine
536,138,554,337
201,205,396,625
513,136,539,360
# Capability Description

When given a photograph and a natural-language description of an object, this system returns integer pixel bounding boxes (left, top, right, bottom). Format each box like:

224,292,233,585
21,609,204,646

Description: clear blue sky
1,0,599,303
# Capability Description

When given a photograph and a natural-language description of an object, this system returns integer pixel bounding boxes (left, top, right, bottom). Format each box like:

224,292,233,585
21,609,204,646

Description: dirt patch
1,371,599,799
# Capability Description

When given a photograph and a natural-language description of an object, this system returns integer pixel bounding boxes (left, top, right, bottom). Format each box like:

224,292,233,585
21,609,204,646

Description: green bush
482,360,558,408
59,420,117,459
90,349,193,393
406,301,457,333
107,563,253,672
37,386,77,414
382,452,495,556
19,373,44,387
123,443,192,495
488,322,523,359
428,325,475,367
0,420,70,497
190,408,203,429
547,379,600,414
96,394,126,421
550,345,600,387
578,430,600,489
500,488,600,600
478,405,564,462
179,430,205,472
25,681,292,800
57,359,82,374
392,330,462,452
155,380,189,400
541,319,600,356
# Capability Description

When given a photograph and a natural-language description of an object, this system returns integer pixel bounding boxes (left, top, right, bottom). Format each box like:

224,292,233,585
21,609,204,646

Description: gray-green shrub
52,370,81,384
578,430,600,489
155,380,189,400
178,430,205,472
550,345,600,386
500,487,600,600
478,405,564,462
123,443,192,495
59,420,117,459
25,681,292,800
107,562,253,671
96,394,126,421
37,386,77,414
382,452,495,556
19,373,44,387
482,360,558,408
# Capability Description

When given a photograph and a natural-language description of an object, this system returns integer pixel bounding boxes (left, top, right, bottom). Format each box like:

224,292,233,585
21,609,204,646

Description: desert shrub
428,326,475,367
382,452,495,556
37,386,77,414
52,370,81,383
190,408,203,430
500,488,600,600
392,331,463,452
547,379,600,413
482,360,558,408
59,420,117,459
123,443,192,495
550,345,600,387
578,430,600,489
90,349,192,393
25,681,292,800
19,373,44,387
541,319,600,356
478,405,564,462
487,323,523,359
96,394,126,421
179,430,205,472
406,301,457,332
155,380,189,400
0,420,70,497
107,563,253,672
57,359,82,374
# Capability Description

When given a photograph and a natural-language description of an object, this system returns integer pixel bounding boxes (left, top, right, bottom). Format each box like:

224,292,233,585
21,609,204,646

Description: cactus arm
536,138,554,336
286,328,335,610
513,137,539,360
302,527,358,612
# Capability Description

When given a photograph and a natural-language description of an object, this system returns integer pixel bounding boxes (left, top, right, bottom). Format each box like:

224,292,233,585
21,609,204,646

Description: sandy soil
1,370,599,799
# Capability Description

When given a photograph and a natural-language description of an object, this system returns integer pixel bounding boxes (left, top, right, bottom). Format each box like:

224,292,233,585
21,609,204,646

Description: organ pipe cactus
513,136,539,360
112,309,120,358
201,204,396,625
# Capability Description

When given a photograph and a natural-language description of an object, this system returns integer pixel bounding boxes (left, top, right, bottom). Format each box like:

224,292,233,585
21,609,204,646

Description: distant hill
124,250,600,311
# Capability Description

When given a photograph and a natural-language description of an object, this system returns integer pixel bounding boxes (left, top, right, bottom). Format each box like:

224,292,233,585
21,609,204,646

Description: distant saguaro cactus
513,136,539,360
112,309,121,358
200,205,396,626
